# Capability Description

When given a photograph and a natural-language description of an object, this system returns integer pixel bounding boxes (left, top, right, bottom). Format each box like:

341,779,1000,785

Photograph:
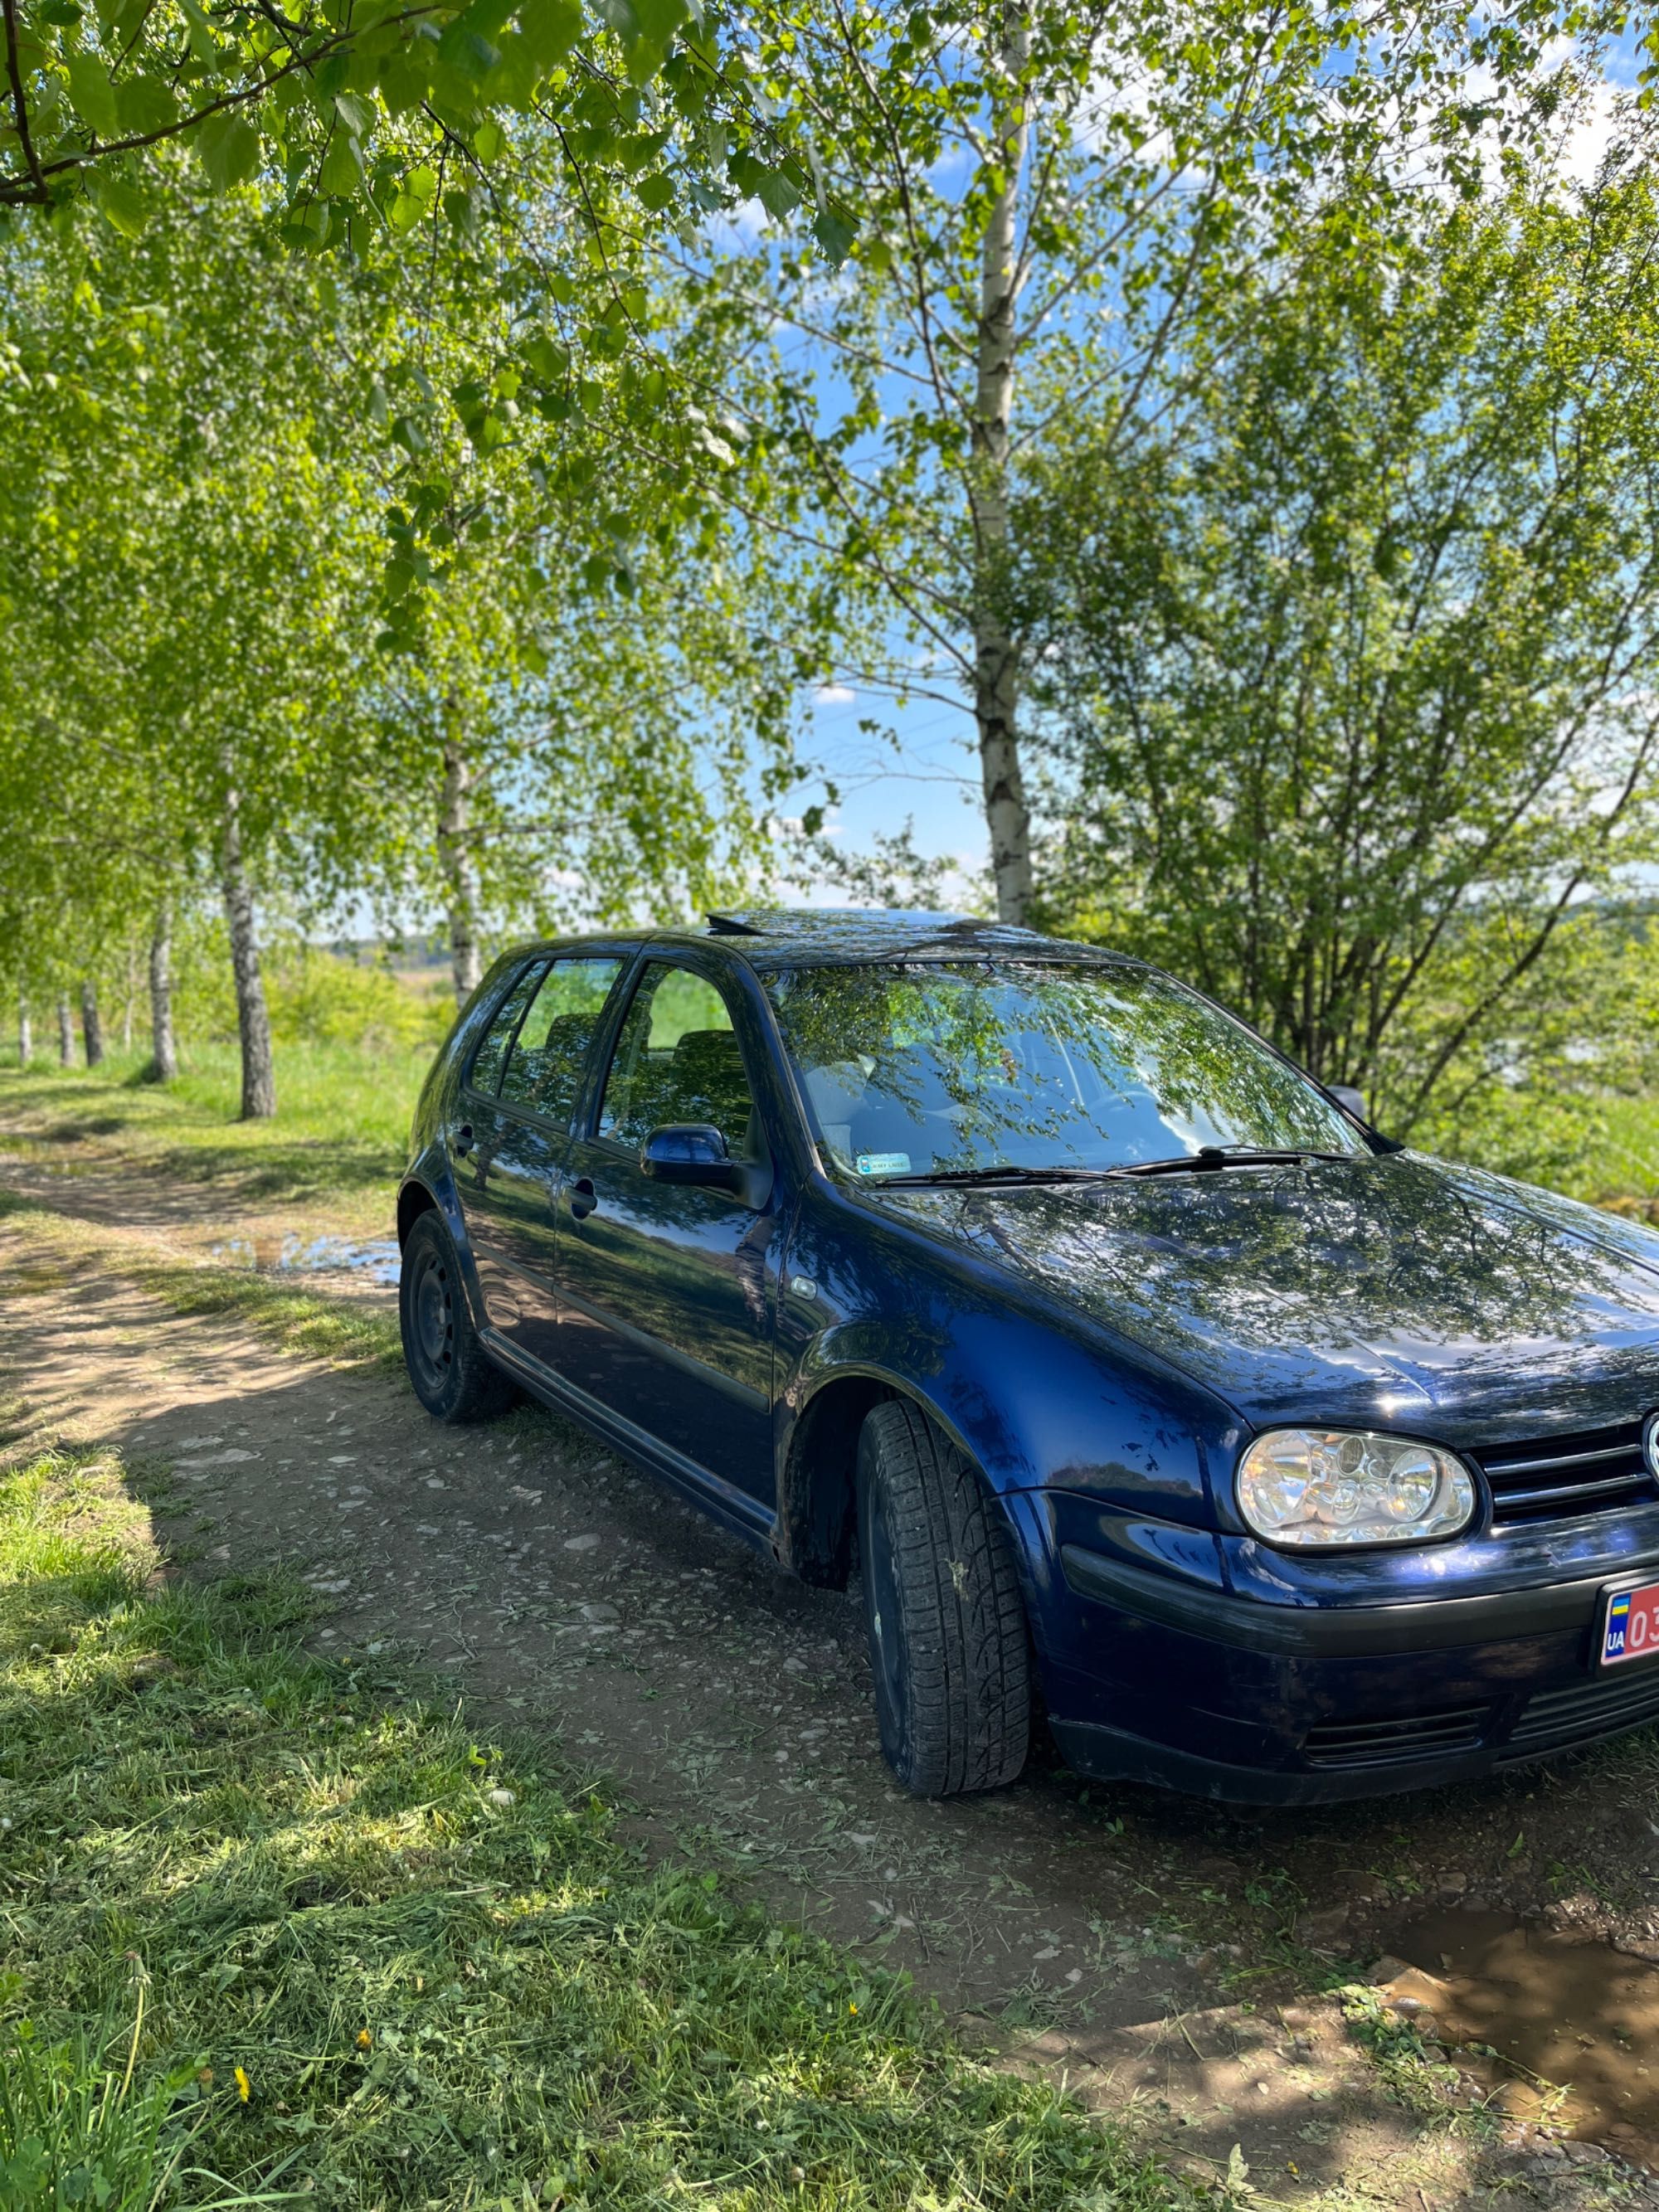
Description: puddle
1385,1907,1659,2157
209,1232,401,1286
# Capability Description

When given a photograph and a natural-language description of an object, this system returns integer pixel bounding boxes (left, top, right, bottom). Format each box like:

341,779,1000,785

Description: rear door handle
453,1122,475,1159
567,1176,597,1222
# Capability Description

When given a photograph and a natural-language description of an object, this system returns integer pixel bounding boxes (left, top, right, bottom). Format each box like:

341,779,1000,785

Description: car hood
878,1152,1659,1442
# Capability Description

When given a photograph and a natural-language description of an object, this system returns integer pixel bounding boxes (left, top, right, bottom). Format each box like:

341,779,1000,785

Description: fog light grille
1303,1704,1490,1768
1506,1667,1659,1757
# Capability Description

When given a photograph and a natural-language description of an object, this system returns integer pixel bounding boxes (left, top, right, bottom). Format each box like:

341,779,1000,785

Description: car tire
399,1208,516,1423
856,1399,1031,1797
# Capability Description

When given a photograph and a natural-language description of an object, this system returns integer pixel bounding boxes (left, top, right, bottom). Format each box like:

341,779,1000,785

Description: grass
0,1046,431,1211
0,1449,1176,2212
0,1200,401,1372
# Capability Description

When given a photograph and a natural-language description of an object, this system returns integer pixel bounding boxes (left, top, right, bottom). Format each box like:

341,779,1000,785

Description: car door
555,957,778,1502
454,955,625,1369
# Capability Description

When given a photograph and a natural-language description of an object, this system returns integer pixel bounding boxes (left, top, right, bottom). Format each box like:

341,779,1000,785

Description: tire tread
860,1399,1029,1796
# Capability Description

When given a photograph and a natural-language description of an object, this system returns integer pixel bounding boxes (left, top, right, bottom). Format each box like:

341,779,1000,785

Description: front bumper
1017,1492,1659,1802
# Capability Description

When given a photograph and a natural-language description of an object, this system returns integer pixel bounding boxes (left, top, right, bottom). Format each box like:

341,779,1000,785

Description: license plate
1601,1578,1659,1666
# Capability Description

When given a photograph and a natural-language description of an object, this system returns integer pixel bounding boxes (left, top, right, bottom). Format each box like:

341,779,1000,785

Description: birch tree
701,0,1628,920
1011,153,1659,1152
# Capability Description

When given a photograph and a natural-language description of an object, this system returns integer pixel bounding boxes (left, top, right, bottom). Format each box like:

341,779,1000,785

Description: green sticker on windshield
856,1151,911,1177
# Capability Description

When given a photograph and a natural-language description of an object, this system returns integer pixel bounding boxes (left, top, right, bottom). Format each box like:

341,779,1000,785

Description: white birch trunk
221,775,276,1120
149,902,178,1082
971,2,1034,926
80,978,105,1067
56,994,73,1066
17,996,29,1068
438,732,484,1007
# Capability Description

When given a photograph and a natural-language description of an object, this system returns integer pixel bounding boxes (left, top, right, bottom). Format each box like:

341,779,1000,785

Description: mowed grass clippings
0,1451,1175,2212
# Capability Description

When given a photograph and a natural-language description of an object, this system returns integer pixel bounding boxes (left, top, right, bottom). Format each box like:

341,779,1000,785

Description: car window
597,963,757,1155
766,960,1366,1179
467,961,547,1096
499,958,625,1125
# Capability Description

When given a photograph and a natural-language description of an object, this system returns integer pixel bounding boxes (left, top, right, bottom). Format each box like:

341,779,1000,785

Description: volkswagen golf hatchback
397,910,1659,1802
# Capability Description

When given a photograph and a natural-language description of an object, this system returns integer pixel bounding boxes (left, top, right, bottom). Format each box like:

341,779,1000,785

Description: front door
555,959,777,1502
455,955,624,1368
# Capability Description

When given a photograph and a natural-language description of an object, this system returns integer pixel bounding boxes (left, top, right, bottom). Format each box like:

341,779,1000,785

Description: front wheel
399,1208,515,1422
856,1400,1030,1797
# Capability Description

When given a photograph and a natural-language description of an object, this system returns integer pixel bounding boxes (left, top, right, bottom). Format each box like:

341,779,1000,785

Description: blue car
397,910,1659,1803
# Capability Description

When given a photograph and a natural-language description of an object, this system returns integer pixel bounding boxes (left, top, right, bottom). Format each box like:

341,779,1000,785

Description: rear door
454,955,625,1369
554,957,778,1502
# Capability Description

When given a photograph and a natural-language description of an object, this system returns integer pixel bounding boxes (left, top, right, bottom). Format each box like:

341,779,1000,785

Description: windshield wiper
861,1164,1119,1188
1103,1146,1356,1179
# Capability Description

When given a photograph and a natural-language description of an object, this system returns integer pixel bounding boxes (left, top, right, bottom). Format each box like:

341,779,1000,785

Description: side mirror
640,1122,742,1191
1327,1084,1368,1122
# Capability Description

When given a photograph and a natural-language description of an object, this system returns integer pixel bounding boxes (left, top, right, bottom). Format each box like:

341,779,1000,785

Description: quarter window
499,958,625,1126
468,962,547,1096
598,963,757,1155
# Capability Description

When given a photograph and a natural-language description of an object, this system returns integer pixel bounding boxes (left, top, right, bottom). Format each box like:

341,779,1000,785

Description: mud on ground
6,1103,1659,2211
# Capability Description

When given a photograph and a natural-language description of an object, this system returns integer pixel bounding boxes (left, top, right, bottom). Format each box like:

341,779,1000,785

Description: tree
695,0,1628,921
1011,145,1659,1148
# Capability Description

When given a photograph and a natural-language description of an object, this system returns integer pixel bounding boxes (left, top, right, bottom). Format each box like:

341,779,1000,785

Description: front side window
766,960,1365,1180
468,961,547,1096
598,963,756,1155
499,958,624,1125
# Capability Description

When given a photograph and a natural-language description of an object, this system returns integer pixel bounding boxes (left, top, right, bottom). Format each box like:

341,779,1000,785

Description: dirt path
7,1116,1659,2207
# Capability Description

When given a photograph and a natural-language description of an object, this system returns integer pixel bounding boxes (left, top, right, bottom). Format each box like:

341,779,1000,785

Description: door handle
567,1176,597,1222
453,1122,475,1159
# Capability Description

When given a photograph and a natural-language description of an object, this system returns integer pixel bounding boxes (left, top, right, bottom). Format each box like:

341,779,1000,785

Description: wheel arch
397,1175,440,1247
775,1364,1027,1592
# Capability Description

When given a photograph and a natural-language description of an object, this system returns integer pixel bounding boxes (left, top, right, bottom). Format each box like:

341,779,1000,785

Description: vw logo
1643,1412,1659,1485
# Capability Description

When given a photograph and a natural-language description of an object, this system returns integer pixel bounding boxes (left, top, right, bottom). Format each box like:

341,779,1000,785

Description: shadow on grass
0,1448,1177,2212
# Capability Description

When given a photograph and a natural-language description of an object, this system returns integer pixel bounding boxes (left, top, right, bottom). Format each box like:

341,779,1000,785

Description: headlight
1236,1428,1476,1547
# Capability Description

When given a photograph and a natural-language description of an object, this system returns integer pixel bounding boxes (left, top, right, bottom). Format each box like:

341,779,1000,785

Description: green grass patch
0,1450,1175,2211
0,1046,431,1210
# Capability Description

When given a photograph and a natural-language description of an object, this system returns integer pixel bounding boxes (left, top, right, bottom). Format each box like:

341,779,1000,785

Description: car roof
686,909,1133,969
499,909,1137,972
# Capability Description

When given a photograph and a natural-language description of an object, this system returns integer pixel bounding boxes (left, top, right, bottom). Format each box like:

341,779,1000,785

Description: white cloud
812,683,857,706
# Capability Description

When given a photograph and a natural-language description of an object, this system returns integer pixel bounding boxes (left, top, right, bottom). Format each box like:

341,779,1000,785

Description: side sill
479,1329,777,1558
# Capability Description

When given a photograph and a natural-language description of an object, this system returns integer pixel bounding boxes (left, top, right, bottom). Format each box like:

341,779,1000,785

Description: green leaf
63,54,119,139
176,0,221,66
194,110,260,189
812,206,857,265
630,0,685,41
474,118,505,161
113,75,178,134
319,129,364,195
514,0,581,71
752,165,800,221
522,332,568,380
92,172,148,236
635,172,674,210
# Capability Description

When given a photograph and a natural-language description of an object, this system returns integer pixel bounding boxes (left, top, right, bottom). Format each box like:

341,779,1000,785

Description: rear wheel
856,1400,1030,1797
399,1208,515,1422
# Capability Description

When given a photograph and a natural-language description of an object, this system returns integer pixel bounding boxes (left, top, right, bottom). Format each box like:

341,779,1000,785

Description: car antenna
706,912,766,936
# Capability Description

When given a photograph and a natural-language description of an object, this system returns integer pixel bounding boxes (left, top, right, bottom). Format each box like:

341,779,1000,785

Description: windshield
765,960,1366,1181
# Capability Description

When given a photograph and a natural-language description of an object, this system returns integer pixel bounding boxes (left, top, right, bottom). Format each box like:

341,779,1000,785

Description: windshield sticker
856,1151,912,1177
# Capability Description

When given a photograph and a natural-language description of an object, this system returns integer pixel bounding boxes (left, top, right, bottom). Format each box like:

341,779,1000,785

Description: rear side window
597,962,756,1155
499,958,625,1126
468,962,547,1096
